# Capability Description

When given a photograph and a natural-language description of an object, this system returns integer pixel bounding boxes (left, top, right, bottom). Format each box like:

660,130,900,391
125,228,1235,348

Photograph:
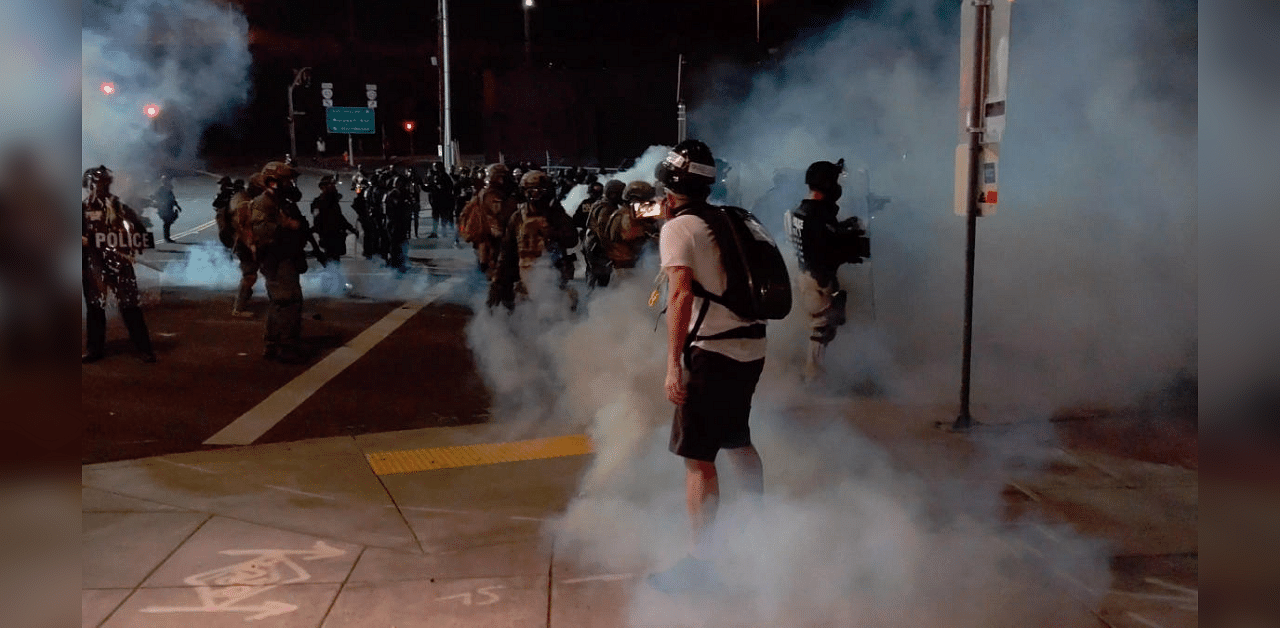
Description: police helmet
86,165,114,188
261,161,300,183
318,175,336,188
654,140,716,196
804,159,846,200
233,178,246,191
623,180,656,203
218,175,233,187
484,163,512,189
586,181,604,199
603,179,626,202
519,170,552,201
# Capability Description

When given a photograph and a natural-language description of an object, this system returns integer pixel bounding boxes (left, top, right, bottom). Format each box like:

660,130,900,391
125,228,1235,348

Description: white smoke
693,0,1196,413
82,0,252,173
451,1,1204,625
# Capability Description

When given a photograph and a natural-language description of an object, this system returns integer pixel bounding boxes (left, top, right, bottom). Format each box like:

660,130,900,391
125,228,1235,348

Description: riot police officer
495,170,578,308
784,159,869,382
311,175,358,260
230,173,265,317
154,175,181,243
213,176,237,249
459,163,519,307
82,165,156,363
383,174,416,272
250,161,310,363
583,179,625,287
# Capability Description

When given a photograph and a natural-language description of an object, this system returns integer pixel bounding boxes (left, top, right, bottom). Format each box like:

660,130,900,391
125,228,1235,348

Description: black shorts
670,347,765,462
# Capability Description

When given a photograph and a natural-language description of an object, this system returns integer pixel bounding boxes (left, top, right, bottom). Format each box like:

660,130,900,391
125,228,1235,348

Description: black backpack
676,203,791,362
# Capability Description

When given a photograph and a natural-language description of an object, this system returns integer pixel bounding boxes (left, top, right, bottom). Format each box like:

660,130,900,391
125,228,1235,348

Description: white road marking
154,459,220,474
203,276,462,445
173,219,217,240
562,573,634,584
140,541,346,621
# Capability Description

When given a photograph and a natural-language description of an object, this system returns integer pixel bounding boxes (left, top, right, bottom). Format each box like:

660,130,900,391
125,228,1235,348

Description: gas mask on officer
278,179,302,203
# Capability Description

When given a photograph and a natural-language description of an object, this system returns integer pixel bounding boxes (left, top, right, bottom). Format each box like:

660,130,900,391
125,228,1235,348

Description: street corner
321,575,546,628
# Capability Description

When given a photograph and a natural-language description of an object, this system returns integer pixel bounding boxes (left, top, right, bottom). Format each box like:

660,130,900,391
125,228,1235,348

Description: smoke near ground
82,0,252,174
454,1,1201,625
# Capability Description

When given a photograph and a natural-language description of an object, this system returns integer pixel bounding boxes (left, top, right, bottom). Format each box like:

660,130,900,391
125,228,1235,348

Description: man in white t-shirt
649,140,766,594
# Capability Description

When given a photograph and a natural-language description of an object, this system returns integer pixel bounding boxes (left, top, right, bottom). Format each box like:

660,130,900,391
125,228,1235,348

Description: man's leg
684,458,719,558
722,446,763,499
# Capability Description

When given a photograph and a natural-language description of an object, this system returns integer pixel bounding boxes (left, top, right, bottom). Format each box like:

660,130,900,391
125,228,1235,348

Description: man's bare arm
665,265,695,405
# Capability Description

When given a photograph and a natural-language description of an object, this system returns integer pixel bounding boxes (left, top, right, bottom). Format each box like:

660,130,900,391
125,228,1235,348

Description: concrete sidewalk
82,401,1197,628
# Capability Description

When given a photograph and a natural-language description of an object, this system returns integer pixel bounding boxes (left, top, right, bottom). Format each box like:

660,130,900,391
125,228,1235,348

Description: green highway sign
326,107,375,134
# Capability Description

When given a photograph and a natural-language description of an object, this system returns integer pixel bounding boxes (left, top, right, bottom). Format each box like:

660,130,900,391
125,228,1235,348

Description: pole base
949,413,975,432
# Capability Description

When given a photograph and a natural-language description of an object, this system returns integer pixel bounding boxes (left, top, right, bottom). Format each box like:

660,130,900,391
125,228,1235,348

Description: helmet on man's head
318,175,336,188
261,161,300,183
655,139,716,197
623,180,656,203
603,179,625,203
86,165,113,189
484,163,512,190
805,158,845,202
218,175,233,187
519,170,552,201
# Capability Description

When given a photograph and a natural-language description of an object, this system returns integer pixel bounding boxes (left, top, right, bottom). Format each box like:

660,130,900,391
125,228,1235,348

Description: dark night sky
208,0,881,164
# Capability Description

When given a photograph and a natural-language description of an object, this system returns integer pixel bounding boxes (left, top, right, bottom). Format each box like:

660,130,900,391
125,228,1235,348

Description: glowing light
524,0,534,7
100,82,116,96
143,104,161,118
404,121,415,132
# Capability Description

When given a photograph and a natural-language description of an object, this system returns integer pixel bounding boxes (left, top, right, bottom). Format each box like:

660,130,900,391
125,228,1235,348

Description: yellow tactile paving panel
365,434,593,475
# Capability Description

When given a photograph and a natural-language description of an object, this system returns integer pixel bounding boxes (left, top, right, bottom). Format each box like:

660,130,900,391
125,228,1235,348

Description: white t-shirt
659,213,767,363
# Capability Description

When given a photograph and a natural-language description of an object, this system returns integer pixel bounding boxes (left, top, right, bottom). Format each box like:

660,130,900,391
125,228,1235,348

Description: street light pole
440,0,455,170
287,67,311,159
523,0,534,65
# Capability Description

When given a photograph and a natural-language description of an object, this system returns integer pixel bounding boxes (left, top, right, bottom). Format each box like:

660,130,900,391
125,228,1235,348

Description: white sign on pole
367,101,378,109
954,0,1012,216
322,99,334,107
321,82,333,89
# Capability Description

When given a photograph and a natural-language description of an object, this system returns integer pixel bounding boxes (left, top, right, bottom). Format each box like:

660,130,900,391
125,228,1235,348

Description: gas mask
279,180,302,203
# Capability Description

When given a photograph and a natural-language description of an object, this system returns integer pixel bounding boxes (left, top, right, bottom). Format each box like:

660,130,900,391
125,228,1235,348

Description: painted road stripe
173,219,216,240
204,276,463,446
366,434,593,475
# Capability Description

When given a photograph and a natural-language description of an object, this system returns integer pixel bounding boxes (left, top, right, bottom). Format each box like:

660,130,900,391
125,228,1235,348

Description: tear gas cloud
694,0,1197,416
459,1,1197,625
82,0,252,176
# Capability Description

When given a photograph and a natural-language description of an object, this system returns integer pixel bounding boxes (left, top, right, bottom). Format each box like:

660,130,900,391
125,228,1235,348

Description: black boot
121,306,156,363
163,223,174,243
83,306,106,363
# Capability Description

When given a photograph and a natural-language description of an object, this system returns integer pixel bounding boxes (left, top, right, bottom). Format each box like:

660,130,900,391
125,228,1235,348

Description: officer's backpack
681,203,792,322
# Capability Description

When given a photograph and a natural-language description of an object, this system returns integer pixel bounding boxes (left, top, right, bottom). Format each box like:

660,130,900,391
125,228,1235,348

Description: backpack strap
681,279,766,369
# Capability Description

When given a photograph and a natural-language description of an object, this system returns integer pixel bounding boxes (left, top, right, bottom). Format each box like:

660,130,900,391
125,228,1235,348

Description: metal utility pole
952,0,1011,431
441,0,455,170
287,67,311,159
523,0,534,65
676,54,687,142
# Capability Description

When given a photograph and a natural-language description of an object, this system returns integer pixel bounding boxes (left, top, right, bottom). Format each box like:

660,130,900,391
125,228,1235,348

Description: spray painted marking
140,541,345,621
173,219,217,241
204,276,462,445
365,434,592,475
562,573,634,584
436,585,505,606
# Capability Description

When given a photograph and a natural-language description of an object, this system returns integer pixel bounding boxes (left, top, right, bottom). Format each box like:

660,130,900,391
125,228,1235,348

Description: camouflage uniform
495,171,578,307
459,165,519,306
229,174,265,316
250,162,308,360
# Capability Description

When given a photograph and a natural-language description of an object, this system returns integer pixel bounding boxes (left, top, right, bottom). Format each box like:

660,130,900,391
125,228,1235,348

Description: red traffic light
100,82,116,96
143,104,161,119
403,121,415,132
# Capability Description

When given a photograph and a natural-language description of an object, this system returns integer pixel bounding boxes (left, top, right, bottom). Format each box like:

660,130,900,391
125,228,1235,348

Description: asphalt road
83,171,490,464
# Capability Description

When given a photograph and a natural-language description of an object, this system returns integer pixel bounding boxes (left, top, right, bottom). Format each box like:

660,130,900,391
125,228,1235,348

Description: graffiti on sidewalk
141,541,347,621
436,584,505,607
